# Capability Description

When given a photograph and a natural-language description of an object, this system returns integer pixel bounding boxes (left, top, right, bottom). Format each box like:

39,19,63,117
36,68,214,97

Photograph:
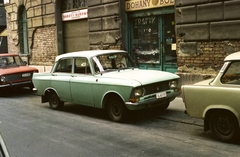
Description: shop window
132,16,159,64
18,6,29,54
62,0,86,11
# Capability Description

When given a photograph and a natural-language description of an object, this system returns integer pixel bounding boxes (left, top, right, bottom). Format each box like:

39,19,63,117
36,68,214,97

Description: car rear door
69,57,94,106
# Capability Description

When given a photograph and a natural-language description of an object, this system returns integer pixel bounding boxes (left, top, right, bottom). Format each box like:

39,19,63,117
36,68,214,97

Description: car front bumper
125,91,181,110
0,80,33,88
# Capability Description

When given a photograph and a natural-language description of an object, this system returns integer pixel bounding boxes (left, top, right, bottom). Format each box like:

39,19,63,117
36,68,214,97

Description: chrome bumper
0,80,32,88
125,91,181,110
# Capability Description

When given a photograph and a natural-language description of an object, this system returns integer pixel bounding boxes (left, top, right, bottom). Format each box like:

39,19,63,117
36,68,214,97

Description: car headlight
134,88,145,97
1,76,6,82
169,80,178,89
129,88,146,103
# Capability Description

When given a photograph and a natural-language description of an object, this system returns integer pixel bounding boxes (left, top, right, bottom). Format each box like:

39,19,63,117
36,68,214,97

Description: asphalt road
0,88,240,157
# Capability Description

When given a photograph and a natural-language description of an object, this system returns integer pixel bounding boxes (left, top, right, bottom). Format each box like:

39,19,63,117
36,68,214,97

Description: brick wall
175,0,240,84
30,26,57,66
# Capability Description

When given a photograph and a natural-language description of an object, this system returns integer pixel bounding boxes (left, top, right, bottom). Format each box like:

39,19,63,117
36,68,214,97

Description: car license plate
22,73,31,77
156,92,167,99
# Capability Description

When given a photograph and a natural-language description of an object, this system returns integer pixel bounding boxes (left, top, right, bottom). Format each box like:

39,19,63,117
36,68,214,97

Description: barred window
62,0,86,11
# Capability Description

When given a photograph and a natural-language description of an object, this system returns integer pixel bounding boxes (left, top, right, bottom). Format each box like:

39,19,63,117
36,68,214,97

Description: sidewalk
156,97,203,127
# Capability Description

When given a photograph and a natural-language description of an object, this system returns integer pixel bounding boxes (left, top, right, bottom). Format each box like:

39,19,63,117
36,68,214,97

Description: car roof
0,53,18,57
224,51,240,61
55,50,127,61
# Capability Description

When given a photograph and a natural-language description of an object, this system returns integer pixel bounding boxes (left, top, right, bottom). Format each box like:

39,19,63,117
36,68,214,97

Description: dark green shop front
127,7,177,73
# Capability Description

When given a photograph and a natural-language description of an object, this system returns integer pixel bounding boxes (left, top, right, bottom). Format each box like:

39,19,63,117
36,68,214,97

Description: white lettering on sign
126,0,174,12
134,17,156,26
62,9,88,21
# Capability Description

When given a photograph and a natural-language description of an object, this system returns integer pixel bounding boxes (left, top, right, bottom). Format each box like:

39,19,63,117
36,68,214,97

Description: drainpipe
55,1,64,55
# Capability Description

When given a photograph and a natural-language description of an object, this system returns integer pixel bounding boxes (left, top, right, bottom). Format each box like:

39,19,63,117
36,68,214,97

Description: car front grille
144,81,169,95
4,72,33,82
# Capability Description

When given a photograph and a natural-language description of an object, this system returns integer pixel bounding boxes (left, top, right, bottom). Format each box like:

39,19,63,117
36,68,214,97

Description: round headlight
169,80,178,88
134,88,145,97
1,76,6,82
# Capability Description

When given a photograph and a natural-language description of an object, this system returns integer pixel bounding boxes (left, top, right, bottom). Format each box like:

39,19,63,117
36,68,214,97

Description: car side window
55,58,73,73
74,57,91,74
221,61,240,84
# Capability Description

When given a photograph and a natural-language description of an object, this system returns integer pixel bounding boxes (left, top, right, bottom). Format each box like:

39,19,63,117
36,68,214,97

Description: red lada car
0,53,38,91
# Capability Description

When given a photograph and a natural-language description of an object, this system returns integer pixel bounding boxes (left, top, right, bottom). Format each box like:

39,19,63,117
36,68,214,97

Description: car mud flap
41,95,48,103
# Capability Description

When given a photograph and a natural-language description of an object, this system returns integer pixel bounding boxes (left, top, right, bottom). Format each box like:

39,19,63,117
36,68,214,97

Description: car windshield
0,56,25,68
92,52,136,73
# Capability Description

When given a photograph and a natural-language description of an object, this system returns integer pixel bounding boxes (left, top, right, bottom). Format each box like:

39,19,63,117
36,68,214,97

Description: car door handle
51,73,57,76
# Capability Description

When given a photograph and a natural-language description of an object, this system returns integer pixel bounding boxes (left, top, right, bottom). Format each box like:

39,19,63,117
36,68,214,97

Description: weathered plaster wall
87,0,122,50
5,0,57,67
175,0,240,84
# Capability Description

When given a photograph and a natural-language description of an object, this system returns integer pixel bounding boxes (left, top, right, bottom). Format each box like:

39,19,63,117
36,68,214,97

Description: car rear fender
203,105,240,131
42,88,60,103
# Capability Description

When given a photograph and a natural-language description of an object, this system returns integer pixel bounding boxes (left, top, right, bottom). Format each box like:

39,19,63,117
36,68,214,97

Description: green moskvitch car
33,50,181,122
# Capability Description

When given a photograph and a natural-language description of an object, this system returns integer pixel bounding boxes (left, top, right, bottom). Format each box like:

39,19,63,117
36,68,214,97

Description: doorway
131,13,177,73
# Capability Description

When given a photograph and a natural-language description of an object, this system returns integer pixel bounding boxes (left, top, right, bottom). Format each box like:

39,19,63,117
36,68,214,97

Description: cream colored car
182,51,240,142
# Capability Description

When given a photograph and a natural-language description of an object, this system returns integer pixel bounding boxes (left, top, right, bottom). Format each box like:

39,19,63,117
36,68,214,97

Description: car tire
48,91,64,110
209,110,240,142
107,96,128,122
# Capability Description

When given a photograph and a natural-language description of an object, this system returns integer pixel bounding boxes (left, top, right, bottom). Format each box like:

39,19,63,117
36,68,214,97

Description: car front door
70,57,94,106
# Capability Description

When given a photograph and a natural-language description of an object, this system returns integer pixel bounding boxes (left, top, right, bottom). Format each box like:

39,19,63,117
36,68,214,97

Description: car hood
100,69,179,85
0,66,38,75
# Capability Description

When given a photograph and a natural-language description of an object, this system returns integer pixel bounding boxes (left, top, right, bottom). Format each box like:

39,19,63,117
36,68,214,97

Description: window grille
62,0,86,11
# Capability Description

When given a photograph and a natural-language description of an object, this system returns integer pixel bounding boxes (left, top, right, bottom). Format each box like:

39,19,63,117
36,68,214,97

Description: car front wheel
209,111,240,142
107,97,128,122
48,91,64,110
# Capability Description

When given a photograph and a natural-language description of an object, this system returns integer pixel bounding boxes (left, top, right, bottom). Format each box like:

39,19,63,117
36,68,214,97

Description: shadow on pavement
0,87,33,97
56,103,169,123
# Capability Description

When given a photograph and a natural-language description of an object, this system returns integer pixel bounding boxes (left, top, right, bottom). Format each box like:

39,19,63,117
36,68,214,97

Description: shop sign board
62,9,88,21
125,0,174,12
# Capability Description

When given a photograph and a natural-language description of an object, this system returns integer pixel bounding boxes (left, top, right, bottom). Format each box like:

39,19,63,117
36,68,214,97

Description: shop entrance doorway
131,14,177,73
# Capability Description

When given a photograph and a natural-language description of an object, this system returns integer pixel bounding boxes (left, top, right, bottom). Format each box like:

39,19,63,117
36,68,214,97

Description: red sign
62,9,88,21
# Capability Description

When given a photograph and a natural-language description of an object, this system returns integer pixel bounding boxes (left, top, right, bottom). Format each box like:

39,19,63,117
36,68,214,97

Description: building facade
4,0,240,84
4,0,123,72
